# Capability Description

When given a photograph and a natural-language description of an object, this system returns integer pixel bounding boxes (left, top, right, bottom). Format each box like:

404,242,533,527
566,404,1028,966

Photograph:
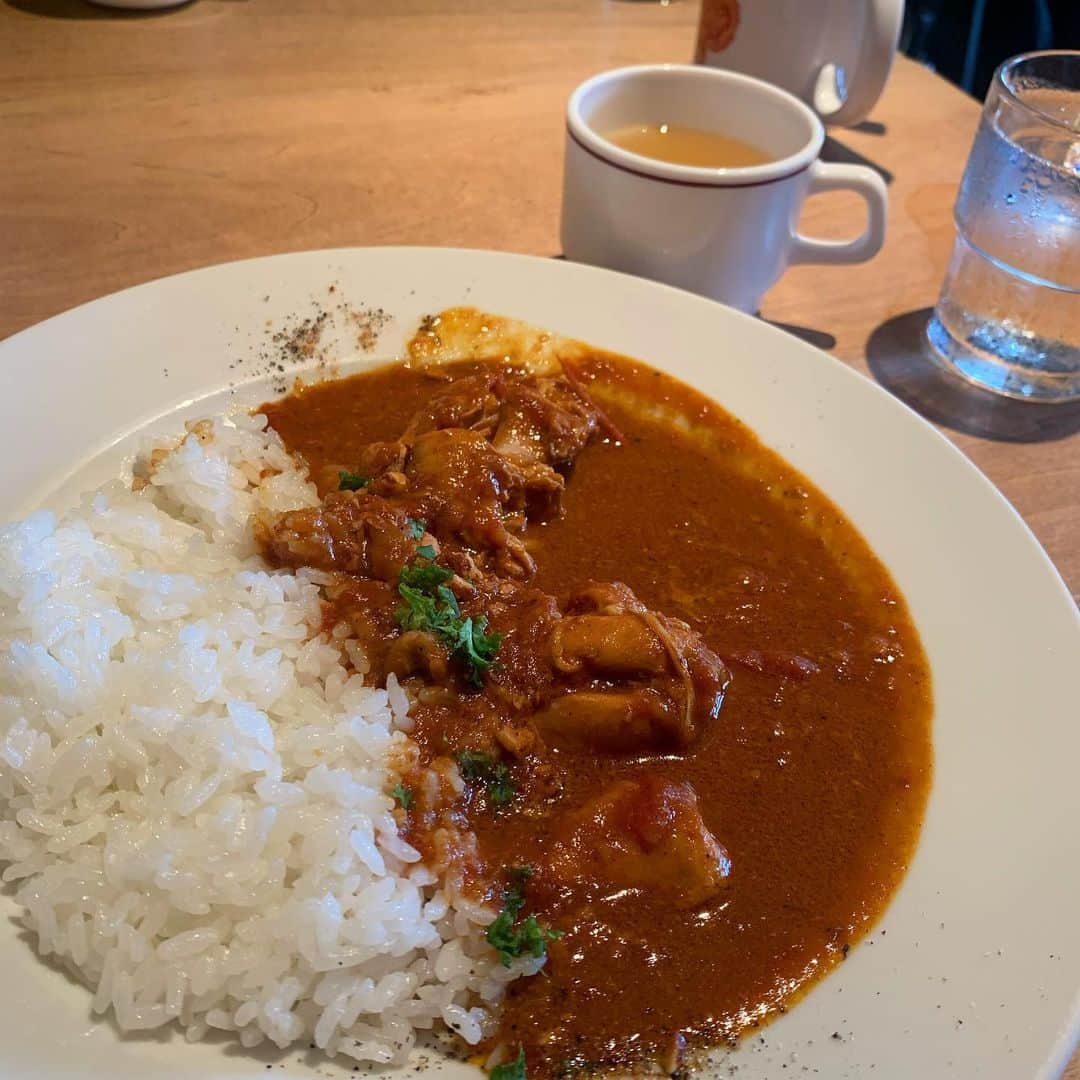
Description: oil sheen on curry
259,309,932,1077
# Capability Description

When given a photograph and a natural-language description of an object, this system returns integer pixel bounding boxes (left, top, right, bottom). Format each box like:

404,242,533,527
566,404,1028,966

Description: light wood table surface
1,0,1079,1072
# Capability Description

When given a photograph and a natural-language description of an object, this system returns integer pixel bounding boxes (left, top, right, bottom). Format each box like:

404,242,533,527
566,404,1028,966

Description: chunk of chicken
491,375,600,468
286,370,602,583
404,370,602,523
482,585,563,710
410,370,600,467
489,376,600,519
566,581,646,616
407,428,536,577
544,582,730,749
313,441,410,496
256,493,417,580
546,776,730,909
405,374,502,437
550,614,669,676
384,630,451,682
532,688,684,753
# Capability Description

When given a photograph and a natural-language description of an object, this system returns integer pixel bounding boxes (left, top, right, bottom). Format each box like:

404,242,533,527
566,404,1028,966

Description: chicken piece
404,370,601,523
407,428,536,576
482,585,562,710
566,581,643,616
532,688,684,753
499,456,565,522
489,377,597,519
293,370,600,580
550,614,669,677
493,376,600,464
496,723,540,757
411,370,600,470
384,630,452,682
313,441,410,496
258,492,417,580
556,582,731,744
405,374,502,438
408,429,509,531
546,776,730,909
471,578,730,750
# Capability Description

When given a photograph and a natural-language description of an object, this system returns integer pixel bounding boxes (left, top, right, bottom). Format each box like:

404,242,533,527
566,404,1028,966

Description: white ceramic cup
695,0,904,127
560,64,888,314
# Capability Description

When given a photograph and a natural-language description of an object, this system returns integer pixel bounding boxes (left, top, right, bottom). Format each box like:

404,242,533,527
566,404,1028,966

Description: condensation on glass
927,51,1080,402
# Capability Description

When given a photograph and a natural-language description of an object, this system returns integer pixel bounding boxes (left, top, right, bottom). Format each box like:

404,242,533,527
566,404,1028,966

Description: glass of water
927,51,1079,402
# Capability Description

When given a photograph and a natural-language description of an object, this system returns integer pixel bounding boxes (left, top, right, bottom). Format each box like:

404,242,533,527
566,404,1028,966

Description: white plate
0,247,1077,1080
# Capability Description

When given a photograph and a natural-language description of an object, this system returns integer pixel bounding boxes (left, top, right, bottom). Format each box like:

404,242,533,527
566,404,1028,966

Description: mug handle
814,0,904,126
788,161,888,266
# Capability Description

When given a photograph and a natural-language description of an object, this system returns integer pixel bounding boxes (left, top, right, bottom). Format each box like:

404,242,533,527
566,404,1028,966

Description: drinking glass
926,51,1079,402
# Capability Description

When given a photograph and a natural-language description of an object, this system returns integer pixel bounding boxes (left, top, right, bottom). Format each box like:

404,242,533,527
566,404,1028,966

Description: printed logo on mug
695,0,905,126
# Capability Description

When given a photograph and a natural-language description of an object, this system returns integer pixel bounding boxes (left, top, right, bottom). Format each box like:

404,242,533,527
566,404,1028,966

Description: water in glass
927,52,1080,402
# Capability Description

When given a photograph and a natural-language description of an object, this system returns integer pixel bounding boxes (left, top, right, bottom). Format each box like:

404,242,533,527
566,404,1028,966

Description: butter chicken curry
258,310,932,1078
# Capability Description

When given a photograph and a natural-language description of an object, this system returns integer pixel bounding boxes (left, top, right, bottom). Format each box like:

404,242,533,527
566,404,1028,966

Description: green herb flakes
490,1048,527,1080
485,884,561,967
456,750,515,805
338,470,370,491
394,559,501,684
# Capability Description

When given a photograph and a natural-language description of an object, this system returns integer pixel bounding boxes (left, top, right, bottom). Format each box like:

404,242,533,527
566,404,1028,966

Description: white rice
0,413,532,1063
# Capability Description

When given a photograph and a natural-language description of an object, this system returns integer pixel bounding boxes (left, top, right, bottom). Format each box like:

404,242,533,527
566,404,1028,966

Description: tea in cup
561,64,888,313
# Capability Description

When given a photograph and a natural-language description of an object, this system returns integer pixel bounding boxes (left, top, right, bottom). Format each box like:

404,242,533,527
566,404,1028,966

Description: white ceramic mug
560,64,888,314
695,0,904,127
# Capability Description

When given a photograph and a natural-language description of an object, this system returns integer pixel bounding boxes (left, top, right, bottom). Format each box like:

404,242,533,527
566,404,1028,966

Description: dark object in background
901,0,1079,100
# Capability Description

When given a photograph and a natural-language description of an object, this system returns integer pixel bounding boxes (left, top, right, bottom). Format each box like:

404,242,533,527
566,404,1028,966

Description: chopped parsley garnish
405,517,427,541
399,559,455,593
456,750,515,805
452,617,501,684
394,559,501,685
508,863,534,884
338,470,370,491
391,783,413,810
490,1047,526,1080
415,543,437,560
485,882,562,967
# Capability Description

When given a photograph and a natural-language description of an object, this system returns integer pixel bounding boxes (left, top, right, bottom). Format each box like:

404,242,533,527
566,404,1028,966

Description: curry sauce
260,322,932,1077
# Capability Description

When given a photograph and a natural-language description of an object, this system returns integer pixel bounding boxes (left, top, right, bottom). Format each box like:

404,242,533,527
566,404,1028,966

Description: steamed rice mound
0,414,531,1063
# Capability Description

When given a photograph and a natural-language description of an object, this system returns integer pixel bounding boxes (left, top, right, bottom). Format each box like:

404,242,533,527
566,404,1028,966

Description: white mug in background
560,64,888,314
695,0,904,127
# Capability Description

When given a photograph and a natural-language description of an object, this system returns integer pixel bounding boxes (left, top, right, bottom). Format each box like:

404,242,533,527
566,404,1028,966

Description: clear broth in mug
604,123,772,168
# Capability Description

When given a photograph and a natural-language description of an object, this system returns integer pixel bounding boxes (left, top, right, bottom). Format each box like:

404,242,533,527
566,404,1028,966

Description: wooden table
2,0,1077,599
1,2,1079,1071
